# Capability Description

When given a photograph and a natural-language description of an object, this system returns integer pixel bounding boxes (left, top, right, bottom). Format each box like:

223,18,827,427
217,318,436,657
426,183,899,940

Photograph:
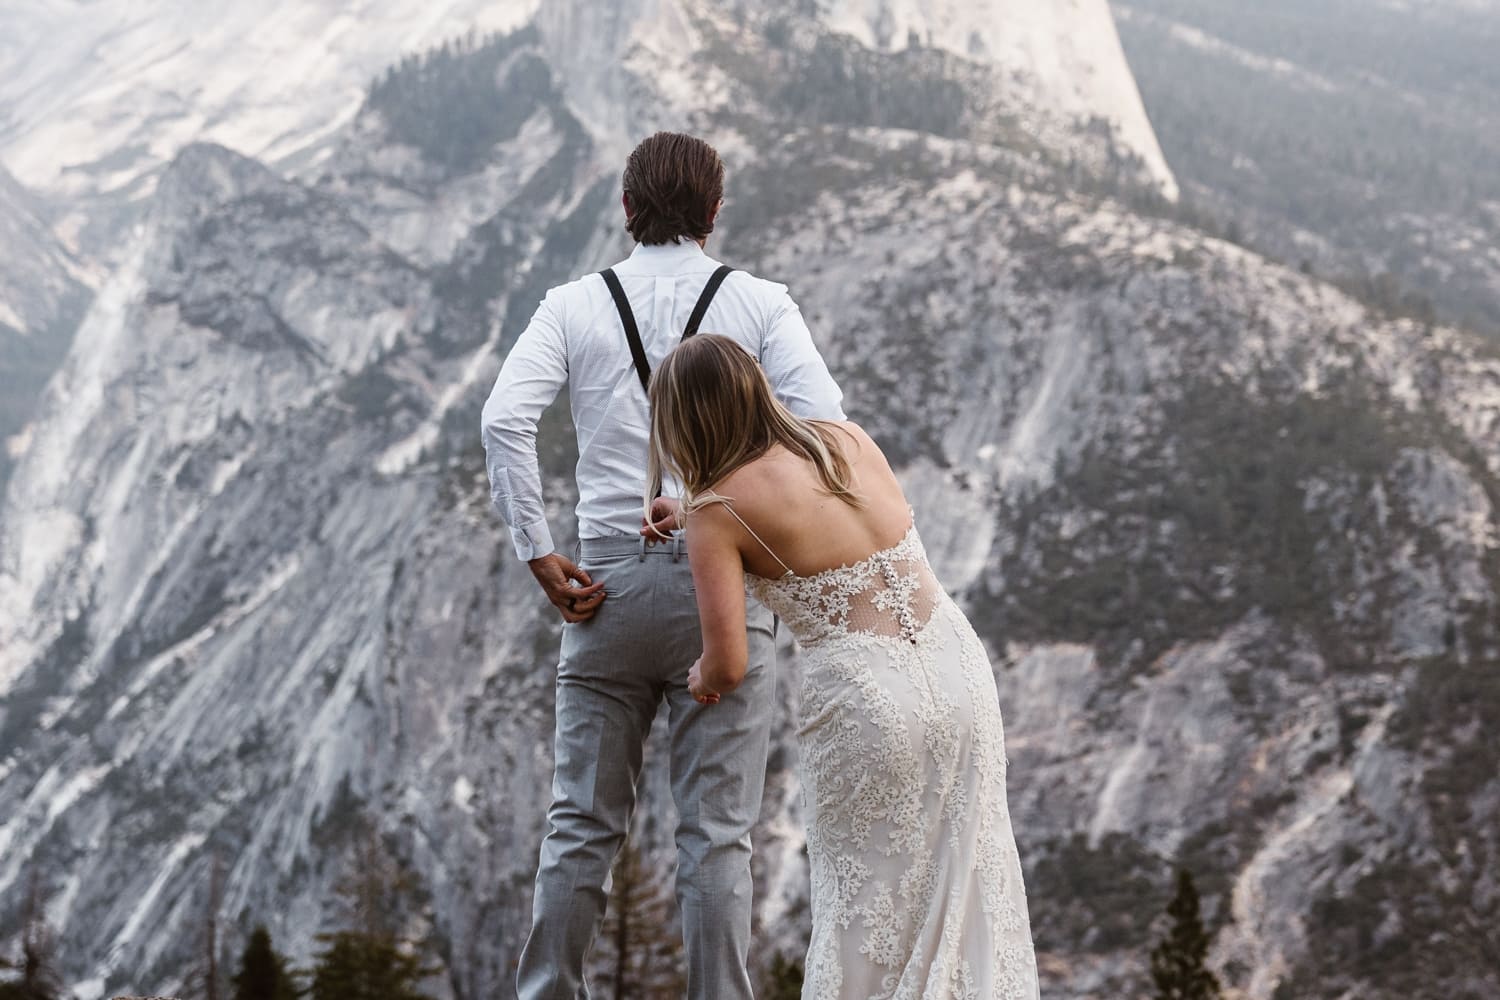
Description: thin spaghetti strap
698,492,797,578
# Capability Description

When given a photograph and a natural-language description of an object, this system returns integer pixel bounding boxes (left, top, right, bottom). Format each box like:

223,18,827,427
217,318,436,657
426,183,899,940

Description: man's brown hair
622,132,724,246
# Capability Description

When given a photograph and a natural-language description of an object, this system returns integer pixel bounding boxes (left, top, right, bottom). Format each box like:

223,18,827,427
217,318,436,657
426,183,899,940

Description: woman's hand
688,656,721,705
641,496,682,540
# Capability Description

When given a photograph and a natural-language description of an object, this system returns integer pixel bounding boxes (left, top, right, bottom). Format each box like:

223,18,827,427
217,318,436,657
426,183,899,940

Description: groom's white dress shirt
481,239,845,561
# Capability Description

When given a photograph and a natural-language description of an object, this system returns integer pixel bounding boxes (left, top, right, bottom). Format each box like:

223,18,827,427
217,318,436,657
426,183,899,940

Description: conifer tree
0,866,62,1000
183,847,233,1000
307,931,437,1000
762,951,805,1000
230,925,302,1000
1150,869,1224,1000
586,840,685,999
301,828,440,1000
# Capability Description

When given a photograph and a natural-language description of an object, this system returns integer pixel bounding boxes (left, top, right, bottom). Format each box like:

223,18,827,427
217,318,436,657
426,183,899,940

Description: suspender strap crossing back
683,264,735,339
599,268,650,393
600,264,735,394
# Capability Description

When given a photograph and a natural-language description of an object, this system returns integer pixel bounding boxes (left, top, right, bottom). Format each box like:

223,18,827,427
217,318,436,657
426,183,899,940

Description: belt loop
671,533,683,562
638,535,647,562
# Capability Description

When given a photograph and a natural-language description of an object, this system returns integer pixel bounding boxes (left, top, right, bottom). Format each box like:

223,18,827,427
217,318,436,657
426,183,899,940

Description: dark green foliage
761,952,805,1000
1122,0,1500,217
0,869,63,1000
1117,0,1500,338
1330,271,1437,330
1289,856,1499,999
307,931,437,1000
364,27,550,174
694,11,1033,157
301,830,441,1000
1373,638,1500,994
1415,677,1500,860
231,925,303,1000
587,840,685,999
981,372,1427,672
780,34,970,136
1171,804,1290,940
0,954,59,1000
1396,653,1500,809
1149,870,1223,1000
1027,833,1165,955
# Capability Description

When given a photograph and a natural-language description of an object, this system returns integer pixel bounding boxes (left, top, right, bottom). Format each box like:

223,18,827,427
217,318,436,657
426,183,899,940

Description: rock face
0,164,92,499
814,0,1178,198
1112,0,1500,339
0,0,542,252
0,3,1497,1000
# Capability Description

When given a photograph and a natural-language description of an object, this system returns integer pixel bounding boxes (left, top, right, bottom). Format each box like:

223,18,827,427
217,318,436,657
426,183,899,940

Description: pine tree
307,931,437,1000
230,925,302,1000
1150,869,1224,1000
762,951,805,1000
300,828,441,1000
586,840,685,999
0,866,62,1000
181,847,236,1000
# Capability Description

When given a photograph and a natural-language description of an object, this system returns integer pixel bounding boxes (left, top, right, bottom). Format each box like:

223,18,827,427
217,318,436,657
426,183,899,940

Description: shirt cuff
510,518,556,562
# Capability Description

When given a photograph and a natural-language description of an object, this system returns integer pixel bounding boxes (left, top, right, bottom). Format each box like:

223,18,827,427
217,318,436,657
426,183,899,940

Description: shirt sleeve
480,289,569,561
759,283,846,420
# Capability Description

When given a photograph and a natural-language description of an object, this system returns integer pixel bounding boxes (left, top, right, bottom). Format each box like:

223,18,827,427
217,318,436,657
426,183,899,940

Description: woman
645,335,1039,998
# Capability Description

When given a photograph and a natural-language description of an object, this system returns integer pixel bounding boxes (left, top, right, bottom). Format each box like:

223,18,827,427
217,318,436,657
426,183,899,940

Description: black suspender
599,264,735,394
599,268,651,393
683,264,735,339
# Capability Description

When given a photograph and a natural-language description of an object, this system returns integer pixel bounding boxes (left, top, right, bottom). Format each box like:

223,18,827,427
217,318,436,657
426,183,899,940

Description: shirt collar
623,238,712,274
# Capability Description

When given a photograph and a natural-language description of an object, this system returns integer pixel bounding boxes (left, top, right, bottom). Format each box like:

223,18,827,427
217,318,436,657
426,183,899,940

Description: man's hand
640,496,682,540
528,553,606,623
687,656,721,705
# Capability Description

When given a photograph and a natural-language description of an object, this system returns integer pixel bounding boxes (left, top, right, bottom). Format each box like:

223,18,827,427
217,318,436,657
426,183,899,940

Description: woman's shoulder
692,462,781,548
809,417,873,449
708,446,790,504
825,419,894,475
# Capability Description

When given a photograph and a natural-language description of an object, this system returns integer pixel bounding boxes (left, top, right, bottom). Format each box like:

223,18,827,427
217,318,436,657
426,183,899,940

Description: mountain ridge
0,6,1496,1000
0,164,92,500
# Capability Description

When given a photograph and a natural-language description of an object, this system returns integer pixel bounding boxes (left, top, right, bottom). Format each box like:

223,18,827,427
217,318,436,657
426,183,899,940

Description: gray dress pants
515,533,776,1000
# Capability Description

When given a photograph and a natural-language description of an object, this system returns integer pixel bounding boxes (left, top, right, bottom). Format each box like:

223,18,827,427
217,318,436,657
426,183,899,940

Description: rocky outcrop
0,5,1495,1000
0,165,91,498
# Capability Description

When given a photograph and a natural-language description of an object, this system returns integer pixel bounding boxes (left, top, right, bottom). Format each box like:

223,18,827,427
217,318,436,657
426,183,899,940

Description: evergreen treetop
1150,869,1224,1000
231,924,303,1000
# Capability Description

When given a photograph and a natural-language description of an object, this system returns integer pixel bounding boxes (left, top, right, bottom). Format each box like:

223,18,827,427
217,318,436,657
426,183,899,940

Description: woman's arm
686,504,749,702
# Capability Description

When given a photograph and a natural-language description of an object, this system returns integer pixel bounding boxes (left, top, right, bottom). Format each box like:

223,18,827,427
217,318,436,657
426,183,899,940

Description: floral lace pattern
746,521,942,648
748,524,1039,999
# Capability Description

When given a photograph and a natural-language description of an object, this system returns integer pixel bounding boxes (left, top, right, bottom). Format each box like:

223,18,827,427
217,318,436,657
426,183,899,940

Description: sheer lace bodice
744,522,946,649
702,498,1038,998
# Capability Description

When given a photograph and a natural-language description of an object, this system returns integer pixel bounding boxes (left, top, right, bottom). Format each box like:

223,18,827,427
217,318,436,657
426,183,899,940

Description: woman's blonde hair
646,334,862,519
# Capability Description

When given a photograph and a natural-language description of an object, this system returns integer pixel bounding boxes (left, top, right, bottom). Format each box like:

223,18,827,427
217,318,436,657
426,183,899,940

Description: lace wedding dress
717,503,1040,999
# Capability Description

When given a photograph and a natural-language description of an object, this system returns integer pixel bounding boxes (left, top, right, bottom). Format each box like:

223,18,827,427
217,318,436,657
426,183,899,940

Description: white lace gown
745,519,1040,1000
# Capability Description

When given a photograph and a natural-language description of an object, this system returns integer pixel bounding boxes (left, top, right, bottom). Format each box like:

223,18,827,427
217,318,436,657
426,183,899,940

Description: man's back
482,237,843,559
483,130,846,1000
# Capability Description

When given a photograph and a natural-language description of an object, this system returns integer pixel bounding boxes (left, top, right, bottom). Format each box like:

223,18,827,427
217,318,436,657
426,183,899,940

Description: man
481,131,844,999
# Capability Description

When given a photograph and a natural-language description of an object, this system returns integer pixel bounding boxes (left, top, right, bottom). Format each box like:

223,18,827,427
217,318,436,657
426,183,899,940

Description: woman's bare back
703,421,912,580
